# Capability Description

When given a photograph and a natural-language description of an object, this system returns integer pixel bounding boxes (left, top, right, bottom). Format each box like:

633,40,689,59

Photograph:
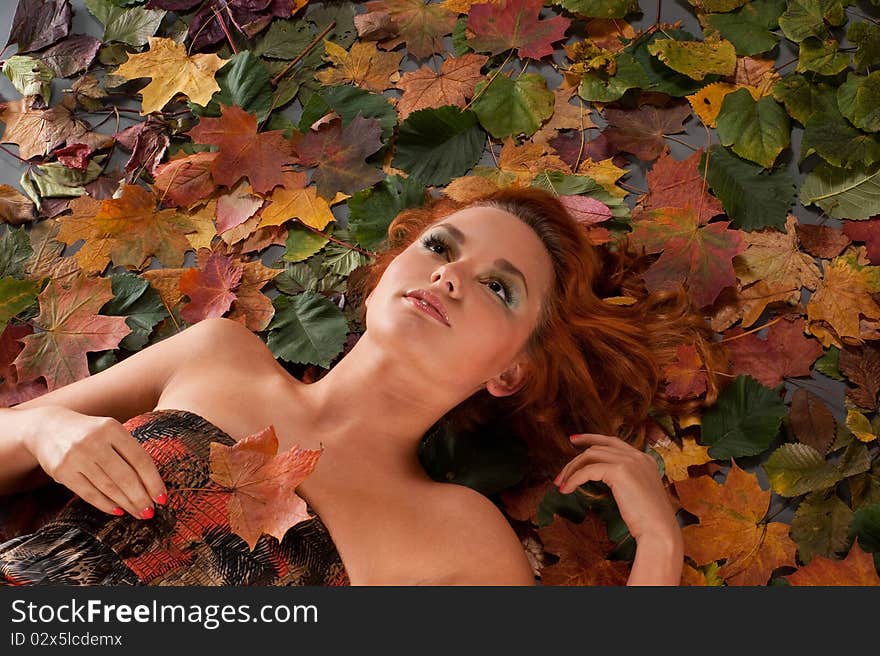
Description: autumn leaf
602,102,691,161
636,148,725,224
293,114,385,199
674,461,798,585
314,40,403,93
785,539,880,585
629,206,747,308
466,0,571,60
362,0,458,58
179,250,244,324
0,97,93,160
152,151,220,208
537,512,630,586
258,171,346,230
663,343,709,400
209,423,323,551
395,53,488,120
652,435,713,483
12,274,132,391
114,37,226,115
185,104,294,195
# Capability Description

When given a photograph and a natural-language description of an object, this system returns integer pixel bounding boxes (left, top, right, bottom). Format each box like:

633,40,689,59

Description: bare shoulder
420,483,536,586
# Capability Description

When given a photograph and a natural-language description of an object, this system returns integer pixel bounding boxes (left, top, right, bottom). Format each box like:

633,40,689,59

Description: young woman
0,187,727,586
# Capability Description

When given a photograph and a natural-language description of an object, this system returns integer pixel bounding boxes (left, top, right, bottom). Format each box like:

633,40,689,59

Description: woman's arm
555,433,685,586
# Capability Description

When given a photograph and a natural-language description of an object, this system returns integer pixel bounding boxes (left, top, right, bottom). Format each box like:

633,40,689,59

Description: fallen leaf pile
1,0,879,585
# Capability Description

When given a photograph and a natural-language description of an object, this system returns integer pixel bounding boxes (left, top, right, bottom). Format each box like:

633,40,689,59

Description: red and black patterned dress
0,409,350,586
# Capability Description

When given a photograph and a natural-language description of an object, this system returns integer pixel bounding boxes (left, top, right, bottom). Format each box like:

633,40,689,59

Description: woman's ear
485,361,527,398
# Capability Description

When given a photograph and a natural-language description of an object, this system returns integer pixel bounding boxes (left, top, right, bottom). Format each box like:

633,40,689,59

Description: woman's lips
404,296,450,326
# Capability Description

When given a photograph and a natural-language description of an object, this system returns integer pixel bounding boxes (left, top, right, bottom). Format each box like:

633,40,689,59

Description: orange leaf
537,513,630,586
395,53,488,119
179,251,244,324
209,424,323,551
786,540,880,586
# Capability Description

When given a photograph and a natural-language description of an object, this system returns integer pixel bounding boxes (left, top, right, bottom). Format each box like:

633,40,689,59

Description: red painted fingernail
569,434,581,441
111,507,124,516
141,506,154,520
155,493,167,505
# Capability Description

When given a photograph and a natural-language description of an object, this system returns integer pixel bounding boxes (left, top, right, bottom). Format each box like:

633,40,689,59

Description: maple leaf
209,423,323,551
293,114,385,199
226,258,284,332
0,323,47,407
674,461,798,585
466,0,571,60
786,539,880,585
843,217,880,264
797,221,852,260
362,0,458,58
12,274,132,391
0,184,35,225
532,86,595,146
55,185,198,272
114,37,226,115
734,215,821,291
629,206,747,308
651,435,713,483
185,104,294,194
663,343,709,400
258,171,345,230
152,150,220,208
537,512,631,585
724,316,824,389
314,40,403,93
603,102,691,161
395,53,488,120
179,250,244,324
0,98,92,160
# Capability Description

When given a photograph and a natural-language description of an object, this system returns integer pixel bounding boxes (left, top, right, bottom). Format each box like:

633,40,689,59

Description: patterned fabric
0,409,350,586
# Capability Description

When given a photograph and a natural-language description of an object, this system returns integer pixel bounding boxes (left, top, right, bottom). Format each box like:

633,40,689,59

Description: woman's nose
431,264,458,293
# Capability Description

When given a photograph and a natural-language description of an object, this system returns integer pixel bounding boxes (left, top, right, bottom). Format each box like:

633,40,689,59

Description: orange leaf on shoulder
209,425,323,551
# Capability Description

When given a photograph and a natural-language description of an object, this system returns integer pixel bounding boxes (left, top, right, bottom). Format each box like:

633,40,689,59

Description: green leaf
253,18,312,60
687,0,750,10
551,0,639,18
280,224,330,264
778,0,845,43
771,73,838,125
393,105,486,185
700,374,788,459
28,157,105,198
266,291,349,368
849,503,880,553
417,419,528,496
848,21,880,72
2,55,54,102
0,226,33,279
647,37,737,80
790,491,854,563
801,109,880,169
837,72,880,133
319,227,370,278
800,161,880,219
577,51,649,102
701,0,786,56
700,145,795,230
813,345,843,380
626,29,707,96
471,72,554,139
452,16,473,57
0,276,41,329
101,272,167,351
764,442,842,496
85,0,165,47
188,51,273,124
837,440,872,479
796,37,849,75
530,171,630,218
716,88,790,168
299,85,398,143
348,175,427,252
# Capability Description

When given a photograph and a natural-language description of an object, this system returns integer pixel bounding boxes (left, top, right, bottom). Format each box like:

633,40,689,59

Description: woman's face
365,205,555,395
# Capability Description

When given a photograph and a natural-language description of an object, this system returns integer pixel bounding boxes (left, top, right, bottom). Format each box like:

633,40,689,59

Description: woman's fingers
554,445,620,485
557,463,610,493
59,472,127,517
110,431,167,507
81,462,145,519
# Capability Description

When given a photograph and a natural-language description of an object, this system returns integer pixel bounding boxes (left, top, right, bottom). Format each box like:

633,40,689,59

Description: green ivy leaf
700,145,795,230
837,72,880,133
101,272,167,352
716,88,790,168
796,37,849,75
266,291,349,368
700,0,786,56
348,175,427,252
471,72,554,139
800,161,880,219
392,105,486,185
764,442,842,496
700,374,788,459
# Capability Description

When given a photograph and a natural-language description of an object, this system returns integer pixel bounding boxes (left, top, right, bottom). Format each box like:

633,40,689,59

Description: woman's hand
21,406,167,520
553,433,684,585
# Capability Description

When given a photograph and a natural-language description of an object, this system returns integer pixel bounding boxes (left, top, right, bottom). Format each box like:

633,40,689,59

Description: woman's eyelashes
419,233,517,306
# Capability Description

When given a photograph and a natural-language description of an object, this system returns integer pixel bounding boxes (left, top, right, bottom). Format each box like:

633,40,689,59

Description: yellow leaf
846,408,878,443
653,436,714,482
258,171,345,230
115,37,226,115
576,157,628,197
314,40,402,93
183,199,219,252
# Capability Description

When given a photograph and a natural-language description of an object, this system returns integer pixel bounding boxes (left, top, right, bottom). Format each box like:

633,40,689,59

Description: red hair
346,186,731,479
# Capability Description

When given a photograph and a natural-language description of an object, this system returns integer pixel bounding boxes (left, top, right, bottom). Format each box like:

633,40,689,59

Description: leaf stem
665,134,697,151
719,315,784,343
270,21,336,87
0,143,32,164
293,219,376,257
463,49,515,112
213,7,238,55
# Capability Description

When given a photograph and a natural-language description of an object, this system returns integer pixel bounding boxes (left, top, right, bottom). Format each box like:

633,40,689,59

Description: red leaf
179,251,244,324
603,103,691,161
467,0,571,60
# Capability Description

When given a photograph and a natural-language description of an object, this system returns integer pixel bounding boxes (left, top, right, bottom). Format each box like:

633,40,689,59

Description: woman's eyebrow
433,223,529,297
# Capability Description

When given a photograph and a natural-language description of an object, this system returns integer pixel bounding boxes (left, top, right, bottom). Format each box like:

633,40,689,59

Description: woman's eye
487,280,508,301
